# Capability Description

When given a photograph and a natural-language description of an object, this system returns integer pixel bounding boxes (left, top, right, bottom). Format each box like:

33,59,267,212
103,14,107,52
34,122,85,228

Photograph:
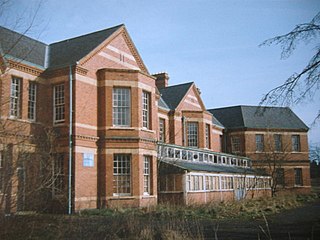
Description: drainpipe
68,65,73,215
182,116,186,146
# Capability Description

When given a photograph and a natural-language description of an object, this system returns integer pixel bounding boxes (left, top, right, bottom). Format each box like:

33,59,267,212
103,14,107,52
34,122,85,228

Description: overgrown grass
0,194,318,240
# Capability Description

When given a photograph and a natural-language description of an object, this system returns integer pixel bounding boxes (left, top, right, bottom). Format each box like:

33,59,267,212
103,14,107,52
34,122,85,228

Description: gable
177,84,206,111
80,27,148,73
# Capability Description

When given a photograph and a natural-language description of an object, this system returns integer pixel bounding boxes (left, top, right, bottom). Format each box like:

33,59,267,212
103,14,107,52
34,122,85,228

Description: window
231,136,241,153
53,154,64,195
205,124,210,148
143,156,151,194
294,168,303,186
276,168,285,186
205,176,219,191
28,82,37,121
10,77,21,117
292,135,300,152
83,153,94,167
255,134,264,152
187,122,198,147
188,175,203,191
54,84,65,123
113,88,131,126
274,134,282,152
142,91,150,129
113,154,131,196
159,118,165,142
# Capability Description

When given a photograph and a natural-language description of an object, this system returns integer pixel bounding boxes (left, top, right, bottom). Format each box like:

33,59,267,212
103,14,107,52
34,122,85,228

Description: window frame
274,134,282,152
83,153,94,167
294,168,303,186
205,124,210,148
187,122,198,147
255,134,264,152
291,135,301,152
113,87,131,127
10,76,21,118
53,154,64,195
231,136,241,153
53,84,65,123
142,91,150,129
113,154,131,196
159,118,165,142
28,82,37,121
143,156,151,195
276,168,285,186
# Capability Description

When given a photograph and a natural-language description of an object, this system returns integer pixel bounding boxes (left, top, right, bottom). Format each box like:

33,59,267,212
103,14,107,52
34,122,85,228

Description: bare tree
260,12,320,123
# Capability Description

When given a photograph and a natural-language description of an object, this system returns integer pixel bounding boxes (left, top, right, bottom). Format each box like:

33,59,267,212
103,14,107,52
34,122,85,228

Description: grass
0,194,319,240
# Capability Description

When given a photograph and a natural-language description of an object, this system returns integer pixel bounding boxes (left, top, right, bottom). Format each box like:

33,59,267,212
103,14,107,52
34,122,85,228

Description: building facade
209,106,311,195
0,24,306,213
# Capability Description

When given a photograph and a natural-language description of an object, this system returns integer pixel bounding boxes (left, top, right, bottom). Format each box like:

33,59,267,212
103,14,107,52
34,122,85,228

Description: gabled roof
0,26,47,68
212,115,224,128
161,160,257,175
159,82,193,110
1,24,148,72
208,105,308,131
48,24,123,69
158,96,170,110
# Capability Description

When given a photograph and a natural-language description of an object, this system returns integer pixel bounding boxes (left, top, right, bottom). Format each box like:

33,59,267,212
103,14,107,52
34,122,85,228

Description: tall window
159,118,165,142
187,122,198,147
294,168,303,186
113,88,131,126
53,154,64,195
292,135,300,152
276,168,285,186
142,91,150,129
255,134,264,152
231,136,241,153
10,77,21,117
205,124,210,148
54,84,65,123
28,82,37,121
274,134,282,152
113,154,131,196
143,156,151,194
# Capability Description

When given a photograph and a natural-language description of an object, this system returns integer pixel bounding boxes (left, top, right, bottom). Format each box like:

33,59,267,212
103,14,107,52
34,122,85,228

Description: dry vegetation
0,194,319,240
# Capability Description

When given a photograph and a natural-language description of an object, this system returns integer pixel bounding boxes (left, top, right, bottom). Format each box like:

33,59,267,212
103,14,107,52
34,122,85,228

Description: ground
0,195,319,239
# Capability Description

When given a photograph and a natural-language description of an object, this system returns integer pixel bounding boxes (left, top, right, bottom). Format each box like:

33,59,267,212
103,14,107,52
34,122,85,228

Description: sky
1,0,319,144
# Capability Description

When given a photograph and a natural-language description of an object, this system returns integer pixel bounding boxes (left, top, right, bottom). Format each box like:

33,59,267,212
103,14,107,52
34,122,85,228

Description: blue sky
2,0,319,144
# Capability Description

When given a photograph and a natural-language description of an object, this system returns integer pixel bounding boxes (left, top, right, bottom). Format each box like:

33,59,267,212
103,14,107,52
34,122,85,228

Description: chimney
152,72,169,89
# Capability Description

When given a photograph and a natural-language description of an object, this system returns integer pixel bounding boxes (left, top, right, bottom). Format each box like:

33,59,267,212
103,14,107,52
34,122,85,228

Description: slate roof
0,26,47,68
158,96,170,110
208,105,308,131
0,24,124,69
48,24,123,69
212,114,224,128
159,82,193,110
162,160,257,175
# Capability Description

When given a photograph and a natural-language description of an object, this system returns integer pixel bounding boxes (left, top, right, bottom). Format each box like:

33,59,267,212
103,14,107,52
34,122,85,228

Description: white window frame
255,134,264,152
231,136,241,153
83,153,94,167
142,91,150,129
187,122,198,147
53,154,64,195
113,154,131,196
53,84,65,123
113,88,131,127
159,118,165,142
292,135,301,152
205,124,210,148
294,168,303,186
28,82,37,121
274,134,282,152
143,156,151,195
10,77,21,118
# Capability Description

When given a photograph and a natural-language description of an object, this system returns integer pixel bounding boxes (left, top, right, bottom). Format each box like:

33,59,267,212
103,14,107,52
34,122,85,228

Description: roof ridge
160,81,194,89
49,24,124,46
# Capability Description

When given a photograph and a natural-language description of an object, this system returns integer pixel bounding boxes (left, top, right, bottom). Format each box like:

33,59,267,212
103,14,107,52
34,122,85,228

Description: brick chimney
152,72,169,89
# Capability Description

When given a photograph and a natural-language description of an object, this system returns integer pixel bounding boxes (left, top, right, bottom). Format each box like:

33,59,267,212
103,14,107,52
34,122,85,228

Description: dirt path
204,200,320,240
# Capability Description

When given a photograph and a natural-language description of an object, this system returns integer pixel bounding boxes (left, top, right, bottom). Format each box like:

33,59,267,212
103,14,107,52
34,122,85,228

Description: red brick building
0,24,300,213
209,106,311,195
